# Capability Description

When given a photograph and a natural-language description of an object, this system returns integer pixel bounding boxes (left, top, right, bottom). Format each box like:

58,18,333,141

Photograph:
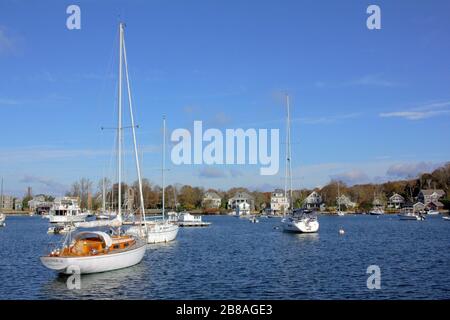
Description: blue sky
1,0,450,196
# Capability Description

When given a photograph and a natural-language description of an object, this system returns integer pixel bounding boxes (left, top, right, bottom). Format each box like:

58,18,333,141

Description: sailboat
336,181,346,216
280,95,319,233
96,178,117,220
126,116,179,244
40,23,146,274
0,178,6,227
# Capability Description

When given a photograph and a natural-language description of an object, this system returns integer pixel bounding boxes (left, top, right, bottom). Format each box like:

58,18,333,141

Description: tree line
63,162,450,212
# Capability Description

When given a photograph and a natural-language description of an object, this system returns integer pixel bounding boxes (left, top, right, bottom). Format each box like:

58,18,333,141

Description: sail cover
74,231,113,247
75,216,122,228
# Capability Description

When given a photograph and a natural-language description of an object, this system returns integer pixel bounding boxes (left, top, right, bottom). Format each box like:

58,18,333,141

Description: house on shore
337,194,356,210
417,189,445,211
270,189,289,214
304,191,322,210
228,192,254,211
1,195,14,210
202,191,222,209
388,193,405,209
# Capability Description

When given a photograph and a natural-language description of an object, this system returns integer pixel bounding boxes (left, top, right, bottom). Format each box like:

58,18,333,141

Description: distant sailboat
280,95,319,233
336,181,346,216
40,23,146,274
127,116,179,244
0,178,6,227
96,177,116,220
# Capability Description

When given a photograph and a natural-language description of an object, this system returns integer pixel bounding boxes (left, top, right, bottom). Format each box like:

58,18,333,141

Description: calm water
0,215,449,299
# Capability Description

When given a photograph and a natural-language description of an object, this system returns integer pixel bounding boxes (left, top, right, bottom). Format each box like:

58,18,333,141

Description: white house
228,192,254,210
270,189,289,214
388,193,405,209
202,191,222,209
304,191,322,210
235,202,251,215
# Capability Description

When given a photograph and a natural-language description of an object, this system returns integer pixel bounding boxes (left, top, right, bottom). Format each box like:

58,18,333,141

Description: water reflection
41,262,148,299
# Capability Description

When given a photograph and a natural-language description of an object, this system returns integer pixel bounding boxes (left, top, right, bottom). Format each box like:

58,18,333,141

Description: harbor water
0,215,449,299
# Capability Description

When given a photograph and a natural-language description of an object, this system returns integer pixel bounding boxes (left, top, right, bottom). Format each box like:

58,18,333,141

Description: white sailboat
0,178,5,227
336,181,346,216
96,177,117,220
280,95,319,233
127,116,179,244
40,23,146,274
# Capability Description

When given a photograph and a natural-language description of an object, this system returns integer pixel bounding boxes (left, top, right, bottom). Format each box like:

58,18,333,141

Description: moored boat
40,231,146,274
177,211,211,227
48,197,88,224
40,23,147,274
279,95,319,234
369,207,385,215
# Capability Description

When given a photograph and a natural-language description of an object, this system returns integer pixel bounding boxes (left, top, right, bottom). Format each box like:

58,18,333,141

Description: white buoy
339,228,345,235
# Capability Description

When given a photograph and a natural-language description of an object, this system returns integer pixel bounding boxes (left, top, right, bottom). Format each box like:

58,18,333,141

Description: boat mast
0,177,3,213
337,181,341,212
102,177,106,213
284,94,293,214
287,95,293,211
162,116,166,220
117,23,124,219
122,24,147,226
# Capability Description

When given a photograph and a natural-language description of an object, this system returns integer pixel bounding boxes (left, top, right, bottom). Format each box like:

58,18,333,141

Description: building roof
429,200,444,207
204,191,221,199
420,189,445,197
231,192,253,200
389,193,405,201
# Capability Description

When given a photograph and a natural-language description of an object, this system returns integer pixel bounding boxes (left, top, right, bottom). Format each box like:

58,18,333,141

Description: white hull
49,214,88,224
281,217,319,233
40,242,146,274
428,210,439,215
0,214,5,227
127,221,179,244
336,211,346,216
369,211,384,215
399,214,425,221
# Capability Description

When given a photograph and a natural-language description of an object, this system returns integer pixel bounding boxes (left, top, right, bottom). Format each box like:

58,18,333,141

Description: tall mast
287,95,293,210
102,177,106,212
337,181,341,212
162,116,166,220
122,25,147,225
0,177,3,212
117,23,124,219
284,94,293,213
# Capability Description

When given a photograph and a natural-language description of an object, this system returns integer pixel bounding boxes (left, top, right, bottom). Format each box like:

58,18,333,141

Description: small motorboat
427,210,440,215
442,216,450,221
0,213,6,227
249,216,259,223
47,224,77,235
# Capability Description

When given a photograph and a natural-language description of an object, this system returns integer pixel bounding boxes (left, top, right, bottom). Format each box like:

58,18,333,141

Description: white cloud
316,74,400,89
380,101,450,120
386,162,443,178
330,170,370,185
198,167,228,178
0,26,17,55
20,174,66,190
